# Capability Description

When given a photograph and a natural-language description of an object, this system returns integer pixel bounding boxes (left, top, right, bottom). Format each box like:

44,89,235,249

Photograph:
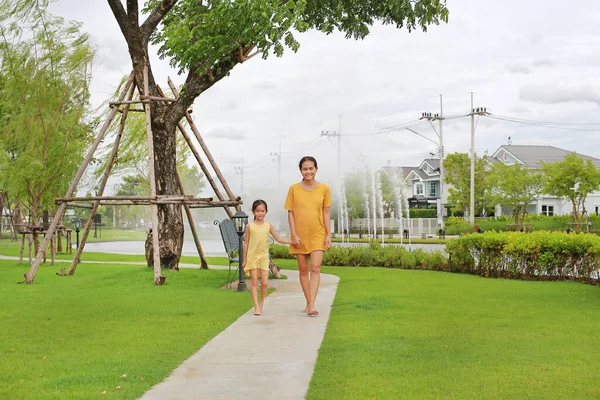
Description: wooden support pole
176,171,208,269
19,233,25,264
167,78,239,213
144,66,164,286
24,72,135,284
69,82,136,276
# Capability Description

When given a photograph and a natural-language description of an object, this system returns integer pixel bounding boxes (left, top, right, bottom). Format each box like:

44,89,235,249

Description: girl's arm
270,224,292,245
288,210,301,248
242,224,250,267
323,206,331,249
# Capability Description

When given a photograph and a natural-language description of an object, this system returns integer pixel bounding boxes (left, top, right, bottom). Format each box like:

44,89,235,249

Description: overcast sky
50,0,600,198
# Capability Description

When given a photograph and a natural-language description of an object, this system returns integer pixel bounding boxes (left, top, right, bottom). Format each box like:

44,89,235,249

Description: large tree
541,153,600,228
443,152,488,217
488,162,543,229
0,1,94,249
103,0,448,270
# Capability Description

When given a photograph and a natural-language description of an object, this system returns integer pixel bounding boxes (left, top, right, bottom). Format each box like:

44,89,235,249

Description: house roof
493,145,600,168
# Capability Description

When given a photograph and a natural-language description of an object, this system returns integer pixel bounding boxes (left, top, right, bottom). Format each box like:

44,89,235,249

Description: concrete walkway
140,270,339,400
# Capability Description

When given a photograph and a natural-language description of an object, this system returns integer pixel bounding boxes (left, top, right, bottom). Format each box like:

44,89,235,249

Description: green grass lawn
306,266,600,399
0,259,250,400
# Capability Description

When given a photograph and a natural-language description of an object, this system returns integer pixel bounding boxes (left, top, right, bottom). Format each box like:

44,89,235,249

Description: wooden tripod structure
24,68,241,285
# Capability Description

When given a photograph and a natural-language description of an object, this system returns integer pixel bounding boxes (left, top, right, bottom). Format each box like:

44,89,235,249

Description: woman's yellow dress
244,222,271,273
284,183,331,255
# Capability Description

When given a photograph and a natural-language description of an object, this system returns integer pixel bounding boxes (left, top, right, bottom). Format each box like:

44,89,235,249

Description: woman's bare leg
259,269,269,313
297,254,311,312
307,251,323,314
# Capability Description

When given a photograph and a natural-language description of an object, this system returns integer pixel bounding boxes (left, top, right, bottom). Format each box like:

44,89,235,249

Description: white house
490,145,600,217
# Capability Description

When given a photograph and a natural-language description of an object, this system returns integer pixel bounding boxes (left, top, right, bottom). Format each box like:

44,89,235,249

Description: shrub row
271,242,448,270
446,231,600,283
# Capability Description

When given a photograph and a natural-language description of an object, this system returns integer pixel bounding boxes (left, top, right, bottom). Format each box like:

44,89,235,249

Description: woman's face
300,160,317,181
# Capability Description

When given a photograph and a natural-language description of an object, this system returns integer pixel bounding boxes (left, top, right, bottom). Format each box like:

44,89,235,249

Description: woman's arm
323,206,331,250
270,224,292,245
288,210,301,248
242,224,250,267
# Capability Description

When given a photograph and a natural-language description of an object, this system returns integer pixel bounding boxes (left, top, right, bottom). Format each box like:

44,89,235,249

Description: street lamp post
232,210,249,292
73,218,81,264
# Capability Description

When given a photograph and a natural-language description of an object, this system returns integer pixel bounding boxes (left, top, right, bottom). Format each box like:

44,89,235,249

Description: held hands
292,234,301,248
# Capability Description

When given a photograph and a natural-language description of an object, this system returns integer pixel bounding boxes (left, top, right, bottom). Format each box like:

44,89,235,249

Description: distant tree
443,152,488,217
488,163,543,228
380,171,394,218
541,153,600,229
0,1,94,254
344,171,368,219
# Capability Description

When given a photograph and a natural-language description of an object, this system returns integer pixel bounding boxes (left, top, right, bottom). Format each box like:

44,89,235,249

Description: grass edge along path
306,266,600,400
0,260,250,400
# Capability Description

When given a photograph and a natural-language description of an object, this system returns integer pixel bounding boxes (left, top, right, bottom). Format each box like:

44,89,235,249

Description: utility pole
269,142,281,188
470,92,475,226
419,94,445,232
235,159,244,195
321,125,344,241
467,93,489,226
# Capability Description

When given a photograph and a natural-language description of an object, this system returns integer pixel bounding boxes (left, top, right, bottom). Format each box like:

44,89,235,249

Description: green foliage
488,162,543,227
541,153,600,225
446,231,600,283
407,208,436,218
143,0,449,74
271,242,449,270
0,1,94,221
443,152,488,216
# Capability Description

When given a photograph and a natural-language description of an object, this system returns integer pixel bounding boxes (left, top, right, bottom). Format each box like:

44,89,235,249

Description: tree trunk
148,121,184,270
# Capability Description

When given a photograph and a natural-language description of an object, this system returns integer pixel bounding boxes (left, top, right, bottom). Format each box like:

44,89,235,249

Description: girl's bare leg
297,254,311,312
307,251,323,314
259,268,269,313
250,269,261,315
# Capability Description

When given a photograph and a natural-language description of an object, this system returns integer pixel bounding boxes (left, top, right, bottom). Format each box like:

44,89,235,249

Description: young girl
243,199,291,316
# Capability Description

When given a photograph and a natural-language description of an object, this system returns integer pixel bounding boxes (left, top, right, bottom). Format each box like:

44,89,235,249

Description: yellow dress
244,222,271,273
284,183,331,255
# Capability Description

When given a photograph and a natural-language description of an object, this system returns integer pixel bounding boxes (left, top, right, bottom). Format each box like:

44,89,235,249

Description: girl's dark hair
251,199,268,220
298,156,318,170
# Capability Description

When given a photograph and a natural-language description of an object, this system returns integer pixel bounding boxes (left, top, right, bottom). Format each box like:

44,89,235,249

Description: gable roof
493,145,600,168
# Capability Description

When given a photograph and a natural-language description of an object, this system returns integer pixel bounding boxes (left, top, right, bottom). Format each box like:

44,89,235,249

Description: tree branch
107,0,130,38
127,0,139,30
140,0,179,42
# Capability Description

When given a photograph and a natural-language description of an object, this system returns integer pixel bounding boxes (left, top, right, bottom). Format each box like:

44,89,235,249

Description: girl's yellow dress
244,222,271,273
284,183,331,255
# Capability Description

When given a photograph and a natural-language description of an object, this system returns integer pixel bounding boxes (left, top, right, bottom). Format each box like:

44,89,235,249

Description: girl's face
253,204,267,221
300,160,317,181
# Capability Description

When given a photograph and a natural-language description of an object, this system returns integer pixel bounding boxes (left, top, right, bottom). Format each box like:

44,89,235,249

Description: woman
284,156,331,316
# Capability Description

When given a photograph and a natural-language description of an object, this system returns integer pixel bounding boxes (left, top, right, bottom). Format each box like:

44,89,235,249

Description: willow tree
0,1,94,251
105,0,448,269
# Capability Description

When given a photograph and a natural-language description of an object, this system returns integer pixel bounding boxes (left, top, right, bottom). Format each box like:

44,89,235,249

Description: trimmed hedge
271,242,448,271
446,231,600,284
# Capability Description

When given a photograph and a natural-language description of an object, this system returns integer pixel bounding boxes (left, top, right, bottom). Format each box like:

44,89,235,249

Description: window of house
429,182,437,197
416,183,423,195
595,206,599,215
541,205,554,216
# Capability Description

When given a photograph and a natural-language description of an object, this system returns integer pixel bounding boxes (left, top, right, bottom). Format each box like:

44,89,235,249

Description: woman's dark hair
298,156,318,170
251,199,268,220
